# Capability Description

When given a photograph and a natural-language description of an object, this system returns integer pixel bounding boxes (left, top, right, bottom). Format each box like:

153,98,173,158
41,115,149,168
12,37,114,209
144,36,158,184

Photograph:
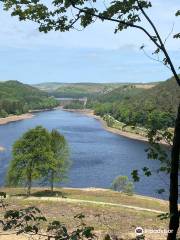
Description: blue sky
0,0,179,84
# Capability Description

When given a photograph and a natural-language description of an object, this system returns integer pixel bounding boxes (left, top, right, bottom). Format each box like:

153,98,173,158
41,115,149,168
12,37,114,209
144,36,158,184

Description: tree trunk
50,171,54,193
27,173,32,196
167,104,180,240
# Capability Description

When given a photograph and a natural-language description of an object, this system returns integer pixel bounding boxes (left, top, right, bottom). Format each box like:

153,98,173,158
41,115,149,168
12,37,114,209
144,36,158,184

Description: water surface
0,109,168,198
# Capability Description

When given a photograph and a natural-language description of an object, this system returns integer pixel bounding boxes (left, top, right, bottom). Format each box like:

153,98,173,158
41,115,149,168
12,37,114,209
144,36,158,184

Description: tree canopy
6,126,70,195
47,129,70,192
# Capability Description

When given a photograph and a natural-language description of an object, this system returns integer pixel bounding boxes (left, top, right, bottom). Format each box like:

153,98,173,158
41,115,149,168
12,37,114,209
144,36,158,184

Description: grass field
0,187,172,240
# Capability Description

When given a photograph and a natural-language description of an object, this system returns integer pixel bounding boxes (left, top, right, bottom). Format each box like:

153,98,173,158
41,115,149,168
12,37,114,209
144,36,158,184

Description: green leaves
1,0,152,34
2,206,46,234
111,175,134,195
174,33,180,39
0,192,6,198
6,126,70,195
157,212,170,220
142,167,151,177
131,170,140,182
173,10,180,39
80,8,97,28
46,213,95,240
175,10,180,16
131,167,152,182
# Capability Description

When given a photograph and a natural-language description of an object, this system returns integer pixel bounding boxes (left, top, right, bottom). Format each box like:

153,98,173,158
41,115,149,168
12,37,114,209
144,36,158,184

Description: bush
111,175,134,195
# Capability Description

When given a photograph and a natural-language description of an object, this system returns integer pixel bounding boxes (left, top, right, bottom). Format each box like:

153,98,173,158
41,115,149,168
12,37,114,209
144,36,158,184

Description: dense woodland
87,76,180,130
0,80,58,117
63,100,85,109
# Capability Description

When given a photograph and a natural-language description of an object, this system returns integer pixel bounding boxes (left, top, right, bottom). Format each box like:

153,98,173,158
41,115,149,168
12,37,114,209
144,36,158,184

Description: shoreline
0,106,61,126
0,113,34,126
63,108,148,143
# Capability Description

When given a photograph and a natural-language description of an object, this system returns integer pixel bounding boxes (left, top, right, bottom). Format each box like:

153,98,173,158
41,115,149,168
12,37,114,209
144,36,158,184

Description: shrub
111,175,134,195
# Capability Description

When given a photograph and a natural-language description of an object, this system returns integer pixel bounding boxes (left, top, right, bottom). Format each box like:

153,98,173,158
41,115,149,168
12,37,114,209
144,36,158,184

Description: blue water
0,109,168,199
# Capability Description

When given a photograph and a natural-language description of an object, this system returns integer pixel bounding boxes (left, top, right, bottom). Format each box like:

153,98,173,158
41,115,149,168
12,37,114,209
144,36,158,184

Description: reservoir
0,109,168,199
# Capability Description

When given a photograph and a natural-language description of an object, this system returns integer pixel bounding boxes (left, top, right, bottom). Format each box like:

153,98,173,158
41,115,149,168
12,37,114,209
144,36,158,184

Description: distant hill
0,80,58,117
122,76,180,115
93,85,145,103
34,82,156,98
34,82,65,92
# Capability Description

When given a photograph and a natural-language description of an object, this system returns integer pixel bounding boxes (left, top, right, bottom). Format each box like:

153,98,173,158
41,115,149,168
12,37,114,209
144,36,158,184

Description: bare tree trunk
27,173,32,196
50,171,54,193
167,104,180,240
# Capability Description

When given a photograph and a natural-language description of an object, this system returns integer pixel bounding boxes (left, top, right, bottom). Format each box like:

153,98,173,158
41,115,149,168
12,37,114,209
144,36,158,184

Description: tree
48,129,70,193
112,175,134,195
1,0,180,238
6,126,53,196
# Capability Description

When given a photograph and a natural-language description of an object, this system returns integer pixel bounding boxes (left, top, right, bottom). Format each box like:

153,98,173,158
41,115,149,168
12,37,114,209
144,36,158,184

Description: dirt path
16,196,165,214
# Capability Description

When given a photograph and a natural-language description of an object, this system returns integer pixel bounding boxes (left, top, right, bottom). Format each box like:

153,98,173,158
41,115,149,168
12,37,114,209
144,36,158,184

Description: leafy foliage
2,206,46,235
64,100,85,109
6,126,53,195
1,0,152,34
47,129,70,191
111,175,134,195
6,126,70,195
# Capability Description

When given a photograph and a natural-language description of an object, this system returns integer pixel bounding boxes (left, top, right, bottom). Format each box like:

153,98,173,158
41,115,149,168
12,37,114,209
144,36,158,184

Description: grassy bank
0,187,170,240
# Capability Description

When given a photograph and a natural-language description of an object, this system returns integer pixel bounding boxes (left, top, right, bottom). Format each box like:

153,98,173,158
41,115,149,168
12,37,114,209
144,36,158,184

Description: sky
0,0,179,84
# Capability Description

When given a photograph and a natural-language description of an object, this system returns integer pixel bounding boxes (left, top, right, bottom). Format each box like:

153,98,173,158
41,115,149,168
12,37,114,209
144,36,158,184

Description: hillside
0,80,58,117
92,85,145,103
35,82,156,98
90,76,180,129
132,76,180,114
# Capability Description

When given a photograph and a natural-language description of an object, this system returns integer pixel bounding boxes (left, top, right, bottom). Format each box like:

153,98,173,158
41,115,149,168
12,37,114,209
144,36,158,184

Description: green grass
1,187,168,212
0,187,171,239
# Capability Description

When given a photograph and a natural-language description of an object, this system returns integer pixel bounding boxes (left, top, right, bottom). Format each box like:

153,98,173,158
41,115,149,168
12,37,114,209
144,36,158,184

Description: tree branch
71,3,162,50
137,0,180,86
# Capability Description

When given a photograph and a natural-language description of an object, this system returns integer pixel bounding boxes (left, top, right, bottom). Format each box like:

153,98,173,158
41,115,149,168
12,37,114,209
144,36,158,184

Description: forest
87,76,180,130
0,80,58,117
